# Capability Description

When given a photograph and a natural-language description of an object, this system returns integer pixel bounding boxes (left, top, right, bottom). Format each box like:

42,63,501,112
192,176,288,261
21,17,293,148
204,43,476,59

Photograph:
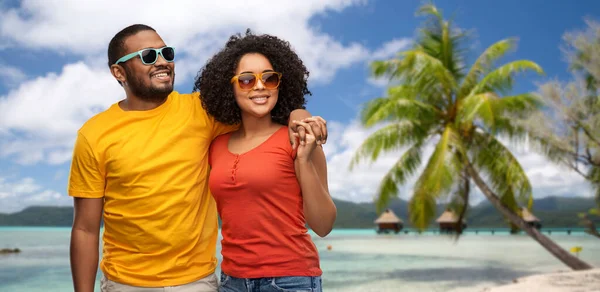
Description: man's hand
289,116,328,150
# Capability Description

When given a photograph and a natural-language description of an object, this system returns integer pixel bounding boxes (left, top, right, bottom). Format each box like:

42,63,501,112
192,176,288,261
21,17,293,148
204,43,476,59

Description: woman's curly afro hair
193,29,311,125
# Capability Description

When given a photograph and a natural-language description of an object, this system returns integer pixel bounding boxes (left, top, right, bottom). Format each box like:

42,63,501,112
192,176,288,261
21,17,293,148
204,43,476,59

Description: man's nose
154,52,169,66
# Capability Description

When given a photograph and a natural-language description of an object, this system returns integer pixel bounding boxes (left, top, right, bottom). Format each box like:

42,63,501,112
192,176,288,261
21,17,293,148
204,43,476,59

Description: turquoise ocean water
1,227,599,292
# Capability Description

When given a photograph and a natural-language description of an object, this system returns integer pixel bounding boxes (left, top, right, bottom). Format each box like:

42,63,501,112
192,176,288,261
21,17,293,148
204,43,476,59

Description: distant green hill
0,196,596,228
0,206,73,226
466,196,597,228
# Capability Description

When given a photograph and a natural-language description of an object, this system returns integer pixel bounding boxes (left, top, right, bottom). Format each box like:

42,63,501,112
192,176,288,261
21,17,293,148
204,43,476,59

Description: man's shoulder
172,91,201,104
174,91,200,99
172,91,212,121
77,103,119,140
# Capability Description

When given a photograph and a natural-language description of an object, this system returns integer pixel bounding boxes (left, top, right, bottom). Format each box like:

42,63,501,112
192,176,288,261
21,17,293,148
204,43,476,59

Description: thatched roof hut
375,209,403,224
436,210,460,223
521,207,542,229
375,209,403,234
436,210,467,233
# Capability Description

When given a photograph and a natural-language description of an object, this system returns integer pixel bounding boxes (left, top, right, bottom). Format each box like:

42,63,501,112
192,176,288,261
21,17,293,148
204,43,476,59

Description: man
68,24,327,292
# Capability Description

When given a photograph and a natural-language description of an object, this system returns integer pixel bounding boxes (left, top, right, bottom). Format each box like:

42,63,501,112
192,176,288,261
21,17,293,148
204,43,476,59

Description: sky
0,0,599,213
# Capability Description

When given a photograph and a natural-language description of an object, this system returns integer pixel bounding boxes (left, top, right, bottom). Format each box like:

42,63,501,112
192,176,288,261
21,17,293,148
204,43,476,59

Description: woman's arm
293,120,336,237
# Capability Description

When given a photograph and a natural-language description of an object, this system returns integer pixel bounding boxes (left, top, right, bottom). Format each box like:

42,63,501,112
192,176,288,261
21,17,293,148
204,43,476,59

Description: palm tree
351,3,593,270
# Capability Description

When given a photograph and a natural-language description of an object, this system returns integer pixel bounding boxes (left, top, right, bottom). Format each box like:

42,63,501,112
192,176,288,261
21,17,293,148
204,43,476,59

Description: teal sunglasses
115,46,175,65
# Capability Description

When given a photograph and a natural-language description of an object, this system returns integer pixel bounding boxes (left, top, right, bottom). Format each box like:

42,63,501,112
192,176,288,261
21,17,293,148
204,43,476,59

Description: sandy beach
484,269,600,292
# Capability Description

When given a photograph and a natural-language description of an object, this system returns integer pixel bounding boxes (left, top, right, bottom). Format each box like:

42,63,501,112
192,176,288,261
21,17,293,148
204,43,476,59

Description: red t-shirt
208,126,322,278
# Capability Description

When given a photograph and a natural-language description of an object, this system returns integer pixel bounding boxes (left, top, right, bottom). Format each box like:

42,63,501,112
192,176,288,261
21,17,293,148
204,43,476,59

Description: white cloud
0,64,27,87
9,177,41,194
367,76,392,88
0,62,122,165
324,121,594,204
0,0,407,165
0,176,70,213
0,0,372,84
25,190,64,203
371,38,411,60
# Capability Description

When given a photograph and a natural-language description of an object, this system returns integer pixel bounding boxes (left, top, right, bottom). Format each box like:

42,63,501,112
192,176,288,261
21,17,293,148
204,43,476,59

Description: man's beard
125,66,175,102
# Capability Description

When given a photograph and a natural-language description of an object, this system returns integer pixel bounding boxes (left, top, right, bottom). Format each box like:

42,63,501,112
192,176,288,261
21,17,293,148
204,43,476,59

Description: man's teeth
153,73,168,78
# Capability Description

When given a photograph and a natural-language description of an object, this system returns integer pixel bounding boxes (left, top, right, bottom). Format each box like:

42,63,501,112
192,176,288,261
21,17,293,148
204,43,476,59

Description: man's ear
110,64,127,86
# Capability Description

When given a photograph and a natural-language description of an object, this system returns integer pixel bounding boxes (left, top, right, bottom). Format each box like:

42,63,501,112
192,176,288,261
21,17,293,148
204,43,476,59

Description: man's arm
68,132,106,292
71,197,103,292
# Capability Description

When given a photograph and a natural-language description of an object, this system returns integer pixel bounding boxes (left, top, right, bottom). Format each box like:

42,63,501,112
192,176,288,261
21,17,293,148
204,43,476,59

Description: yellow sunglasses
230,72,282,91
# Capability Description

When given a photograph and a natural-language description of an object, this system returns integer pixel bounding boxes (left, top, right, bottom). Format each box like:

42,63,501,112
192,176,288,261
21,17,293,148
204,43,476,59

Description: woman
194,31,336,292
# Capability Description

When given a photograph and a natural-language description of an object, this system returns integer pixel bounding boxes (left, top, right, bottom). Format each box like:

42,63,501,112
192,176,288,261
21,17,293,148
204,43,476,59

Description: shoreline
483,268,600,292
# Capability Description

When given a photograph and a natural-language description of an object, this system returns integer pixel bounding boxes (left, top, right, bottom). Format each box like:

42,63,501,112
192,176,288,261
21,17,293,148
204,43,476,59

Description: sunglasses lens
140,49,157,64
262,73,280,89
162,47,175,62
237,74,257,90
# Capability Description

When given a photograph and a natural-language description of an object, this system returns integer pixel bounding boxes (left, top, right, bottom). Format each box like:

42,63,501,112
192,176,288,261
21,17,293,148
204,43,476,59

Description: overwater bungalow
436,210,467,233
521,207,542,229
375,209,403,234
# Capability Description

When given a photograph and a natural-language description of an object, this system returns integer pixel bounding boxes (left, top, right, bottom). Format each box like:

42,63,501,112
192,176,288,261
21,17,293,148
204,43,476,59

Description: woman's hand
288,116,327,150
292,119,319,162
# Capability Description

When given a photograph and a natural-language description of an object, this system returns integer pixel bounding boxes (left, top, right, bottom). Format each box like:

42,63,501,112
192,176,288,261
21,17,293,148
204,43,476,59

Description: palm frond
499,188,524,231
409,191,437,231
416,3,467,79
399,50,458,90
359,86,440,127
350,122,429,168
470,60,544,96
471,132,532,205
410,125,463,229
374,143,424,213
457,92,497,129
500,188,520,212
371,59,402,79
459,38,517,99
416,3,442,20
493,93,542,117
458,93,541,131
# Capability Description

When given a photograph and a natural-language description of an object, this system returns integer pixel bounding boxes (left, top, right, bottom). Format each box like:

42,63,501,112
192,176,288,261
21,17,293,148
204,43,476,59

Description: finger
299,119,322,144
294,121,316,146
313,117,327,144
310,122,323,145
301,117,327,144
320,119,328,145
294,121,315,139
302,116,327,125
294,122,307,145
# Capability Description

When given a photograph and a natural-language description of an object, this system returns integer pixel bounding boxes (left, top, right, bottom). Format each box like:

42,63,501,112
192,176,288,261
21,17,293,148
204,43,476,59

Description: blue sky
0,0,599,213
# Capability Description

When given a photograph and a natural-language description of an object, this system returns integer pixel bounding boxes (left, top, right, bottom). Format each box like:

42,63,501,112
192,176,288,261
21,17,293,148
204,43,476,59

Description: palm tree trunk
465,160,594,270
